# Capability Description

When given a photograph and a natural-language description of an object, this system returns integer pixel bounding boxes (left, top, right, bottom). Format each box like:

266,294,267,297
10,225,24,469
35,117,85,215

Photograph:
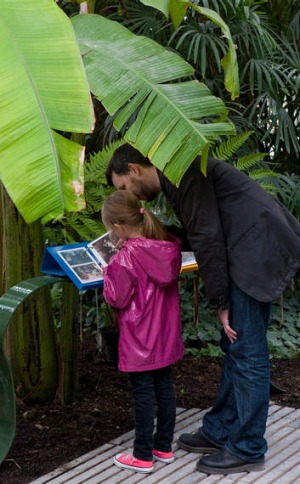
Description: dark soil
1,335,299,484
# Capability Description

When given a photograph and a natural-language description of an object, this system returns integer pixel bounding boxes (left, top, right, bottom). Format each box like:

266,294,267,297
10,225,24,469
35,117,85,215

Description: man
106,143,300,475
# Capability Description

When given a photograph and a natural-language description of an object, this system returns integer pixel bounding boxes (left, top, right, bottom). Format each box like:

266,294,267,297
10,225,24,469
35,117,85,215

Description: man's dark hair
106,143,152,185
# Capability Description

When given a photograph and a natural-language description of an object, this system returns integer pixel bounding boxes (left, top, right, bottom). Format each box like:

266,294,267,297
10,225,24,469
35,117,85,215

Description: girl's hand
217,309,237,343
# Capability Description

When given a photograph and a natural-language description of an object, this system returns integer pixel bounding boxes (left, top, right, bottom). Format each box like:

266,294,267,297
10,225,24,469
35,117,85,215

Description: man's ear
128,163,142,176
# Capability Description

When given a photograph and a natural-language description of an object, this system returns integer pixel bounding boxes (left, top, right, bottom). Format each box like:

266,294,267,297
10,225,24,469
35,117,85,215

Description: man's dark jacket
158,158,300,308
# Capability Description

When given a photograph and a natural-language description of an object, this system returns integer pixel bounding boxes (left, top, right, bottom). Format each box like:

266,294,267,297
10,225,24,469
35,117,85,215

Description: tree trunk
1,184,58,402
56,282,80,404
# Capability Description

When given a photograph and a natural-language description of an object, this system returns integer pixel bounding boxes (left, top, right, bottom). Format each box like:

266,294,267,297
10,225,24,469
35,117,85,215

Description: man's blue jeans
201,281,271,462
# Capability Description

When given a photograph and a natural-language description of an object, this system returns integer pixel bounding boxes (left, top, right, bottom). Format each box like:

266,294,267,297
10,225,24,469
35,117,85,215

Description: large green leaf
0,0,94,223
140,0,240,100
73,14,235,185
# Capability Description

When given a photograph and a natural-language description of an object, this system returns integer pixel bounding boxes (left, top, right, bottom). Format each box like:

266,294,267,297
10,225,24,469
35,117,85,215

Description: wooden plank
173,409,208,440
144,451,197,483
29,444,114,484
237,427,300,483
110,408,199,446
29,405,300,484
30,445,124,484
266,406,297,426
110,408,207,453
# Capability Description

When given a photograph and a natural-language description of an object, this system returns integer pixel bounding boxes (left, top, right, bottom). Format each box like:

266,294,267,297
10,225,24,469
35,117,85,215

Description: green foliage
211,130,279,194
180,271,300,360
274,173,300,219
144,192,182,227
113,0,300,174
234,154,279,194
44,141,123,245
73,12,236,186
111,0,169,42
56,0,80,16
179,273,224,358
99,301,118,328
86,141,121,182
268,281,300,358
0,1,94,223
85,298,118,331
213,131,254,160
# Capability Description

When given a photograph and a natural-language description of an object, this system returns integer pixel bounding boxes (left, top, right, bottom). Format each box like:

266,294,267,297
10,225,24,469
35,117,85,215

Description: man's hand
217,309,237,343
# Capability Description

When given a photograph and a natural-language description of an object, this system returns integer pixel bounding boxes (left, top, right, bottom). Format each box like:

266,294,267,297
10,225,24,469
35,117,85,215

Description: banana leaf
140,0,240,100
0,0,94,223
73,13,235,185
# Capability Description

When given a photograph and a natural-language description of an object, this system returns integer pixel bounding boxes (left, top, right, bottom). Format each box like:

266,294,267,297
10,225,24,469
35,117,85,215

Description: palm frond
266,106,300,155
275,173,300,219
288,10,300,40
246,93,300,157
109,0,168,42
168,20,226,78
241,59,297,94
278,33,300,72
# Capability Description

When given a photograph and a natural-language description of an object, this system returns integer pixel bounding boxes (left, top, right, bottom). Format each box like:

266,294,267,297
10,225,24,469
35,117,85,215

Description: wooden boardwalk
30,404,300,484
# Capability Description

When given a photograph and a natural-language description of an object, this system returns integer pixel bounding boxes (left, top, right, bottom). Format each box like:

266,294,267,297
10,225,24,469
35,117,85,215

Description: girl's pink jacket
103,236,184,372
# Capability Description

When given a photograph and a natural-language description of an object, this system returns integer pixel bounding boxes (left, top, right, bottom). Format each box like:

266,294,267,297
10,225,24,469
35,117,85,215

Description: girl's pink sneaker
153,449,175,463
113,453,153,473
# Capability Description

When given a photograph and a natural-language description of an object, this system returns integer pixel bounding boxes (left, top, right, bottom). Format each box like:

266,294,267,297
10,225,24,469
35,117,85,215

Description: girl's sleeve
102,259,135,309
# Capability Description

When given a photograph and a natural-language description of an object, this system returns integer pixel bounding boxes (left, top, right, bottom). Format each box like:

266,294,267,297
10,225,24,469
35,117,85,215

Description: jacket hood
123,236,181,285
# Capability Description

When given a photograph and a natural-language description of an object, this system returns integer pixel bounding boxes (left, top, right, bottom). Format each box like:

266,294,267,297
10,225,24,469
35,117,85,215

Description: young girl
101,190,184,474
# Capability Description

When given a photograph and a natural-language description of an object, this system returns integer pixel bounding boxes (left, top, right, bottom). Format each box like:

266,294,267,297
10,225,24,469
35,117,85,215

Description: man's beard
134,179,158,201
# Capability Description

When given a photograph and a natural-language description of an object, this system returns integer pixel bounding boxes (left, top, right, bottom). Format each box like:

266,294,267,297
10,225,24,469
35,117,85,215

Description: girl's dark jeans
129,366,176,461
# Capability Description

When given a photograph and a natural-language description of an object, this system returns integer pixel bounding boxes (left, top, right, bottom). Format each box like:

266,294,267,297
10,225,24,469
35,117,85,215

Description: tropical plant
274,173,300,219
0,1,94,223
0,0,239,406
44,139,123,243
0,0,94,404
111,0,299,175
72,6,239,185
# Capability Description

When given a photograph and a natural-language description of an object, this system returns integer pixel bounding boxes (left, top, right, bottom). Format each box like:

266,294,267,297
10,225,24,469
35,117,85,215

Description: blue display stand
42,243,104,290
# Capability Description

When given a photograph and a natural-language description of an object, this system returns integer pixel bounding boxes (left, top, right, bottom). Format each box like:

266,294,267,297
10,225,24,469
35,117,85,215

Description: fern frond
85,139,126,183
234,153,268,171
85,185,115,213
213,131,254,160
50,282,64,304
249,169,279,193
258,182,278,195
63,212,106,242
248,169,278,181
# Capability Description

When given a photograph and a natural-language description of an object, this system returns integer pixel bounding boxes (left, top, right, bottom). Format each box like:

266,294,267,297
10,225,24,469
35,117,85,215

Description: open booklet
42,232,198,291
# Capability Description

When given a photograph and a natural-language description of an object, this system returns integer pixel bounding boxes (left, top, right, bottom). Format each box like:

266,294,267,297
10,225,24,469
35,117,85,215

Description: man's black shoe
196,449,265,474
177,431,221,453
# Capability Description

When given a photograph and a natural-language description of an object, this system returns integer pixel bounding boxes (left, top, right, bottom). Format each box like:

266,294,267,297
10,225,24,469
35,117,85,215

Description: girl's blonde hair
102,190,167,241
